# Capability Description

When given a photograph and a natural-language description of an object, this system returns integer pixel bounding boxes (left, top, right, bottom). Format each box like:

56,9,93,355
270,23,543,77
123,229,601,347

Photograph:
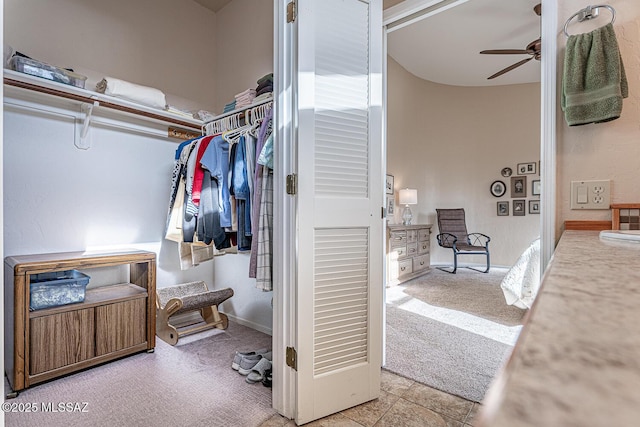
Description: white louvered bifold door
294,0,383,424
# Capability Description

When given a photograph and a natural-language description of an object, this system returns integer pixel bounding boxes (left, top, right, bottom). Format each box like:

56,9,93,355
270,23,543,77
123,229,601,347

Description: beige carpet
5,321,275,427
385,267,526,402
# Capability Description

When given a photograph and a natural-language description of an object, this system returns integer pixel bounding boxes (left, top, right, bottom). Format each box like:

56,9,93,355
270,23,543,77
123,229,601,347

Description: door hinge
286,1,296,23
382,206,386,218
286,346,297,370
286,173,297,195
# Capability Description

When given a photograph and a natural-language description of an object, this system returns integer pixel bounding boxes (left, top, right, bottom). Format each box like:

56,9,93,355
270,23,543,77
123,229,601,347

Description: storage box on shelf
4,250,156,396
29,269,90,310
387,224,432,286
10,56,87,89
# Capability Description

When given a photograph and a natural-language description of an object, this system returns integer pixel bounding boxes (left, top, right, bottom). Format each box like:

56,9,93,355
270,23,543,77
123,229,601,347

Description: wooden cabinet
387,224,432,286
4,250,156,393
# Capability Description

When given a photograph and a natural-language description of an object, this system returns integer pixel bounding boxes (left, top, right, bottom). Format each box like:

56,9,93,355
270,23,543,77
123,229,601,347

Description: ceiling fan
480,3,541,80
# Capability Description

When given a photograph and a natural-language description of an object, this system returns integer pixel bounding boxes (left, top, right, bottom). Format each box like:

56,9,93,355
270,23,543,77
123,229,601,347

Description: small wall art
513,199,526,216
386,175,394,195
532,180,541,196
497,201,509,216
501,167,513,177
490,180,506,197
387,195,395,216
517,162,537,175
529,200,540,214
511,176,526,198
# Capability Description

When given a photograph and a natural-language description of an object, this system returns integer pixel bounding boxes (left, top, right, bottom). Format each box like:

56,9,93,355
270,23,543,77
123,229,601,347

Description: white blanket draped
501,238,540,309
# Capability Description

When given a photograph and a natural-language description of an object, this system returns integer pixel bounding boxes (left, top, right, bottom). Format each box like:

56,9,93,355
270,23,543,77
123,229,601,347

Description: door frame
273,0,557,419
272,0,297,418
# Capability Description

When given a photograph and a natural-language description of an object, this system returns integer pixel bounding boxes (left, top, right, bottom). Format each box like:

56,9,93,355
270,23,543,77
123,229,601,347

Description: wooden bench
156,281,233,345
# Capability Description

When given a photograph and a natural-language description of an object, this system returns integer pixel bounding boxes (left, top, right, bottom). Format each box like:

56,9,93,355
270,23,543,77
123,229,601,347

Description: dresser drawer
398,259,413,276
389,231,407,247
418,228,431,242
407,229,418,243
391,245,408,259
413,254,430,272
418,240,430,255
406,242,418,257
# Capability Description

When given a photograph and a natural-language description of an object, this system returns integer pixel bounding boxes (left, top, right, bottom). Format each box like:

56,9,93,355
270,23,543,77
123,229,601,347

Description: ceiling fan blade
480,49,531,55
487,57,533,80
534,3,541,16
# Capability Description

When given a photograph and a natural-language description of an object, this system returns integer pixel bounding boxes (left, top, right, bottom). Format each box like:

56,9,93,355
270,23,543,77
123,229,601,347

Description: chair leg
483,251,491,273
436,252,458,274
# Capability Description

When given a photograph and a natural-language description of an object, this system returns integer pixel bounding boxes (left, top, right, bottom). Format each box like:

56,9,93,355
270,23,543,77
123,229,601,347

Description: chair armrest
468,233,491,248
436,232,458,248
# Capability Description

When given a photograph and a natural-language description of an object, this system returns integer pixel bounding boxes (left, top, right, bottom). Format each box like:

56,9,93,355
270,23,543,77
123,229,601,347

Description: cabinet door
95,298,146,356
30,309,95,375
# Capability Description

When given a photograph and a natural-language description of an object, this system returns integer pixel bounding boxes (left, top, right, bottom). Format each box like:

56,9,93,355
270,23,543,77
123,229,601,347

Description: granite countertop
478,230,640,427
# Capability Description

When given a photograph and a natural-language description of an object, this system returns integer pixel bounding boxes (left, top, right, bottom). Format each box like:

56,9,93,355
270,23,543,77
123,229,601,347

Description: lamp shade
399,188,418,205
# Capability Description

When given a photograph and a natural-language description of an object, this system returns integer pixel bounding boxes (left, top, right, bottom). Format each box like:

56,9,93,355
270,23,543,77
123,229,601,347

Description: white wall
556,1,640,236
4,0,219,112
387,57,541,267
214,0,274,113
3,0,275,333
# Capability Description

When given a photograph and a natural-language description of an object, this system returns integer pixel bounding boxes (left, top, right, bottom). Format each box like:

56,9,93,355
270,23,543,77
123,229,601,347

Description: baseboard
223,312,273,336
431,263,511,270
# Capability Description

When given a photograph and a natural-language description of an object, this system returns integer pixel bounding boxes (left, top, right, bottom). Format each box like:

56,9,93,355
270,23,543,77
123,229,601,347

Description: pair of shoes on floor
235,350,272,376
262,368,272,388
246,357,272,384
231,348,269,371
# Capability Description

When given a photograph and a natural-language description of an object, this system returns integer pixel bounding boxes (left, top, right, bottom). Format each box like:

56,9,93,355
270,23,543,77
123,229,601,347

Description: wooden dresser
386,224,432,286
4,250,156,395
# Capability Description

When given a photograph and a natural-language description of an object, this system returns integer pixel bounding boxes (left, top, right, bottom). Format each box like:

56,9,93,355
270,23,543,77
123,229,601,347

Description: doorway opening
382,0,543,403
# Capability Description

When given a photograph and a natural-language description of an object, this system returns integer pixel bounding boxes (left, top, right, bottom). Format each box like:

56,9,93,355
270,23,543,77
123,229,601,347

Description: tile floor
259,370,481,427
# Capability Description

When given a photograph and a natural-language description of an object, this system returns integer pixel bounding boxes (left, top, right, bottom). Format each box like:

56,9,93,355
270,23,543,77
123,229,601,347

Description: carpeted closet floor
4,321,275,427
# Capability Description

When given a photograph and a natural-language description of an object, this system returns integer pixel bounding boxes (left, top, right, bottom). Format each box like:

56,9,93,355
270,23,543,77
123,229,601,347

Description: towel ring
564,5,616,37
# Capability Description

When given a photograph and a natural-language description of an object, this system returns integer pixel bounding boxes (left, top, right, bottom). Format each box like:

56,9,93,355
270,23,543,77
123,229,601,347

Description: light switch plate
570,180,611,209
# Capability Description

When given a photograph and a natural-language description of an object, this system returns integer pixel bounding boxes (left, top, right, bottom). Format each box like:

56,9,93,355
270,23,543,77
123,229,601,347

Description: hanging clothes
230,135,252,251
167,101,274,276
200,135,232,228
249,107,273,291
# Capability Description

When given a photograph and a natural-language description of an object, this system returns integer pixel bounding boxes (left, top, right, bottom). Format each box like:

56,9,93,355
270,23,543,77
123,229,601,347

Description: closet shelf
204,97,273,124
3,69,204,131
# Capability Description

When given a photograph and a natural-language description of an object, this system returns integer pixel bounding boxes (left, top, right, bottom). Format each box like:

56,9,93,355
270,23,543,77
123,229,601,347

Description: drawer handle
394,237,403,240
400,266,406,271
422,245,427,249
420,261,424,266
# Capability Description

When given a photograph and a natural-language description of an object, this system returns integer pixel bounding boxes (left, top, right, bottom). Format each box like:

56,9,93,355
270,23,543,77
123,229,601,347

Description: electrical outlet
570,180,611,210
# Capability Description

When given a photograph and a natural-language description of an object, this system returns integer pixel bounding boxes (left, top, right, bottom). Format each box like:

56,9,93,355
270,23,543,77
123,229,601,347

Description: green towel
562,23,628,126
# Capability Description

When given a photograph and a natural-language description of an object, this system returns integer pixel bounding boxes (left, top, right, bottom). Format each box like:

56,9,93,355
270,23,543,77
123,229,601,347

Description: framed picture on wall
517,162,537,175
511,176,526,198
513,199,526,216
387,195,395,216
532,180,541,196
497,201,509,216
386,175,394,195
490,180,507,197
529,200,540,214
